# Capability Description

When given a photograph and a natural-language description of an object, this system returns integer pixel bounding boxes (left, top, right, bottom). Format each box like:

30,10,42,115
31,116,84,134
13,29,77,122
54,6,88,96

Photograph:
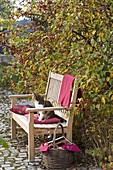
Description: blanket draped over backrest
58,74,75,107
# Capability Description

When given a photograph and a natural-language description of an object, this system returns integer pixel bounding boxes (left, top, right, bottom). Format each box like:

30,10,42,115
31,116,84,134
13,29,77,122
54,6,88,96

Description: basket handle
52,123,64,148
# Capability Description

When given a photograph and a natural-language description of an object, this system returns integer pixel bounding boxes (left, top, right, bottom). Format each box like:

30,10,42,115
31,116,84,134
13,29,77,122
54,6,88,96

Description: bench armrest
9,93,47,107
9,93,47,98
9,94,33,98
26,106,73,113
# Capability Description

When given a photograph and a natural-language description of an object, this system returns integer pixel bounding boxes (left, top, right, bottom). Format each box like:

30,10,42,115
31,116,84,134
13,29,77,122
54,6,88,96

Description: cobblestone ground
0,88,102,170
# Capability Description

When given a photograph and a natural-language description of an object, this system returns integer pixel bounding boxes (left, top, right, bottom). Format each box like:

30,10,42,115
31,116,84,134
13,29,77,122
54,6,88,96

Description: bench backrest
45,71,78,123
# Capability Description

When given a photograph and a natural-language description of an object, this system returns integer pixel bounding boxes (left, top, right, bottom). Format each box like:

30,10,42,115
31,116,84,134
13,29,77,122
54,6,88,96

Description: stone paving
0,88,102,170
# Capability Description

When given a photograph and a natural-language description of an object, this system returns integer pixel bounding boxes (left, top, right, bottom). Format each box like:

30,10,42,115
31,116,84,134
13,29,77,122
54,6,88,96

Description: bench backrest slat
46,71,63,106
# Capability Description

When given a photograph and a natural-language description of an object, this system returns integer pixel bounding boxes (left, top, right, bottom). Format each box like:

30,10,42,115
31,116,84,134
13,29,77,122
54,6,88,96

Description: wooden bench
10,71,78,161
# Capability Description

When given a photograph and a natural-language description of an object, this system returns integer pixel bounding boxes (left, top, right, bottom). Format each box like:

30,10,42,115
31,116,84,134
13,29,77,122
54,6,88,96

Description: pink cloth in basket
58,74,75,106
40,143,50,155
40,142,80,156
61,143,80,152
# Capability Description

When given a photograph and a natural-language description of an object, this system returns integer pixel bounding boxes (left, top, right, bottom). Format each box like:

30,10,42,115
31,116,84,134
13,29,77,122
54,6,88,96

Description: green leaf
0,136,9,149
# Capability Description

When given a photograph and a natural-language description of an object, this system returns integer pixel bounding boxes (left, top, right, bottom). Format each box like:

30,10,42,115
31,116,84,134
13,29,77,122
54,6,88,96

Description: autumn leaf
101,97,106,104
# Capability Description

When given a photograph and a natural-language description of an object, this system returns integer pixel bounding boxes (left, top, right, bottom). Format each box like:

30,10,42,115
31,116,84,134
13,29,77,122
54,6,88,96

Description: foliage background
0,0,113,168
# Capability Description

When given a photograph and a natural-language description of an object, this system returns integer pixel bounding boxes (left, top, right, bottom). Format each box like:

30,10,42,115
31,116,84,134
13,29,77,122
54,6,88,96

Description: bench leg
67,125,72,142
11,118,17,139
28,133,34,161
28,112,35,161
67,132,72,142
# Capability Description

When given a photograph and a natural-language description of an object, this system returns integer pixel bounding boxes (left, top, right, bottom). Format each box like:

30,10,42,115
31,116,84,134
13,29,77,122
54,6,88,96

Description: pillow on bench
25,114,60,124
10,105,61,124
10,104,33,115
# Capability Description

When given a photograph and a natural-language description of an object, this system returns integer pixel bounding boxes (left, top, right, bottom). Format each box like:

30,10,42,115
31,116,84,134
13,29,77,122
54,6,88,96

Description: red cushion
25,114,60,124
10,104,33,115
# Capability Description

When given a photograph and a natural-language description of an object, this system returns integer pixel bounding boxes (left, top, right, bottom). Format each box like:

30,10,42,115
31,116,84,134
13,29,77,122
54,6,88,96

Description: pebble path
0,88,102,170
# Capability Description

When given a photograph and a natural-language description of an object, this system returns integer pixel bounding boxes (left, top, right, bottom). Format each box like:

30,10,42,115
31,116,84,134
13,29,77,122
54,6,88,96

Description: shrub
1,0,113,167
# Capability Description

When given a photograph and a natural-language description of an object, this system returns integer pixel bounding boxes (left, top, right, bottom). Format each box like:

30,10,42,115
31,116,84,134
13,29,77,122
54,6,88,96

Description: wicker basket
42,123,74,169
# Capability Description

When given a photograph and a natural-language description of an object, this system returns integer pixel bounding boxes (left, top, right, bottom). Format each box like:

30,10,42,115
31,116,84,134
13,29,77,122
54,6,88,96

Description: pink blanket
58,74,75,106
40,142,80,155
